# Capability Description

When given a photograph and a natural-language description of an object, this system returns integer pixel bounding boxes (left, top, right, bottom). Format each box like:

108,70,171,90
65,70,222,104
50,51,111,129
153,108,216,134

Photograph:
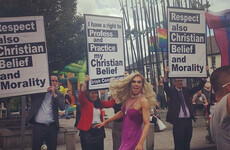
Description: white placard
85,15,125,90
0,16,49,98
167,8,207,77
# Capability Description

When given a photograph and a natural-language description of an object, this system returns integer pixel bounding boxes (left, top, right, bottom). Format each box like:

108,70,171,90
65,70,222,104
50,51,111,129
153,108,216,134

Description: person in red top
77,75,115,150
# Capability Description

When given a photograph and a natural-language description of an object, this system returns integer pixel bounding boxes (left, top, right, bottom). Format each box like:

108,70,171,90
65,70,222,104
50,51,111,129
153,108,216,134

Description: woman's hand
80,75,90,92
85,75,90,82
135,143,143,150
93,121,107,129
164,66,169,80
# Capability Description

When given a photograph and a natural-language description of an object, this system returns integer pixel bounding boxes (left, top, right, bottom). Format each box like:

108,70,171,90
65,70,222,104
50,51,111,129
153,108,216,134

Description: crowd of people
24,65,230,150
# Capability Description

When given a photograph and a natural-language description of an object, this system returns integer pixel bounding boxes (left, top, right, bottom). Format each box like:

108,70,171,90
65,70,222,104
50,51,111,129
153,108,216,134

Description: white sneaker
41,144,47,150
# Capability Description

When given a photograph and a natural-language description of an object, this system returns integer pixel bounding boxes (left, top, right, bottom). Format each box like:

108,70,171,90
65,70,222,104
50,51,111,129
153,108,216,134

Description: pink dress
119,105,143,150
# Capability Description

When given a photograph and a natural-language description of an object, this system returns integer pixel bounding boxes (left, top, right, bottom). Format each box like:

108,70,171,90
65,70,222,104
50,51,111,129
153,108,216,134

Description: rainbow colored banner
157,28,167,49
206,9,230,66
149,28,167,52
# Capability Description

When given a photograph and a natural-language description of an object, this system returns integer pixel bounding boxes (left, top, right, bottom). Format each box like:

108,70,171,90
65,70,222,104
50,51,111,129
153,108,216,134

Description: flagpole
185,0,188,8
164,0,169,68
125,0,138,72
147,0,157,85
156,0,165,77
161,0,168,73
120,0,131,73
138,0,151,82
125,0,136,72
205,0,215,71
161,0,167,28
135,0,146,76
131,0,143,73
166,0,170,6
120,0,130,70
143,0,155,85
149,0,161,81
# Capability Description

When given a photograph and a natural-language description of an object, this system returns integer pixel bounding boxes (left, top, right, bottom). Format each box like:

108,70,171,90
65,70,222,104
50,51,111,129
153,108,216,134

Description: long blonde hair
109,72,157,108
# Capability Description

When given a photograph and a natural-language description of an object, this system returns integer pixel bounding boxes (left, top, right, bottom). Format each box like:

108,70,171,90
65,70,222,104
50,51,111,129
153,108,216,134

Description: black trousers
80,129,105,150
158,94,167,109
173,118,192,150
112,122,122,150
192,104,204,114
32,122,58,150
74,105,81,127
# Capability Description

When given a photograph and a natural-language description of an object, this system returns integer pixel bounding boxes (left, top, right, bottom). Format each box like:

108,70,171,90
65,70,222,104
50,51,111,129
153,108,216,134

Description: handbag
82,125,105,144
157,117,166,131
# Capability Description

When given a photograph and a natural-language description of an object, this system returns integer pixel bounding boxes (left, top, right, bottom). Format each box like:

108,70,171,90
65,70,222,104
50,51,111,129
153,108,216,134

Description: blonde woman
95,72,157,150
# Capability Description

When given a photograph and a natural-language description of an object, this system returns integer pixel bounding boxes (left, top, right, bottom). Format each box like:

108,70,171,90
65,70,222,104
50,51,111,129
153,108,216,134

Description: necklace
125,94,142,115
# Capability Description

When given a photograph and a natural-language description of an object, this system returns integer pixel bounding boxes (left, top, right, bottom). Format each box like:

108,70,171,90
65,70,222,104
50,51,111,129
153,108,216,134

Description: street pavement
58,112,217,150
154,127,216,150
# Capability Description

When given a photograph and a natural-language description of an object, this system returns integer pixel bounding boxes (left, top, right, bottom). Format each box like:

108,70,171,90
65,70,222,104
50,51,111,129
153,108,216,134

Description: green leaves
0,0,86,72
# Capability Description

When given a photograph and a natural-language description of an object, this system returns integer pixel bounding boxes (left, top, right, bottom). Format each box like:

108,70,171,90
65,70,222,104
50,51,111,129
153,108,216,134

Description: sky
77,0,122,17
77,0,230,17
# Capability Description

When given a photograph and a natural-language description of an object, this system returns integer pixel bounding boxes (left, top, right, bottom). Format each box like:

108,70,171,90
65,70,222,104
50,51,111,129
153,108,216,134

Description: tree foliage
0,0,86,72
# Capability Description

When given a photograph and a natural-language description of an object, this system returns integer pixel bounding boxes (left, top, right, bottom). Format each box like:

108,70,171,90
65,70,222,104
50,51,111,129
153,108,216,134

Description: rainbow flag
157,28,167,50
206,9,230,66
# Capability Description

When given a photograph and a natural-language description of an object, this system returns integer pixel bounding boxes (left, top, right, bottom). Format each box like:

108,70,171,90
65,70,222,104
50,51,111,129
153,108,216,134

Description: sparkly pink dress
119,105,143,150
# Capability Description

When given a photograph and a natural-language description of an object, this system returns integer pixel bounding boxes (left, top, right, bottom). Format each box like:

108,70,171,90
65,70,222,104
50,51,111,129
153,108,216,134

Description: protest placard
0,16,49,98
167,8,207,77
85,15,125,90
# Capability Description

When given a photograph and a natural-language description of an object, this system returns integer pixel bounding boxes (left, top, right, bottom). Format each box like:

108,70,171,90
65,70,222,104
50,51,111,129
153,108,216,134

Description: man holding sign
163,67,206,150
26,74,65,150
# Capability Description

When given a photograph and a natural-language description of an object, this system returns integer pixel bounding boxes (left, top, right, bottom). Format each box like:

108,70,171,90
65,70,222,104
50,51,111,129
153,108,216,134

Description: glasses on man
222,81,230,87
